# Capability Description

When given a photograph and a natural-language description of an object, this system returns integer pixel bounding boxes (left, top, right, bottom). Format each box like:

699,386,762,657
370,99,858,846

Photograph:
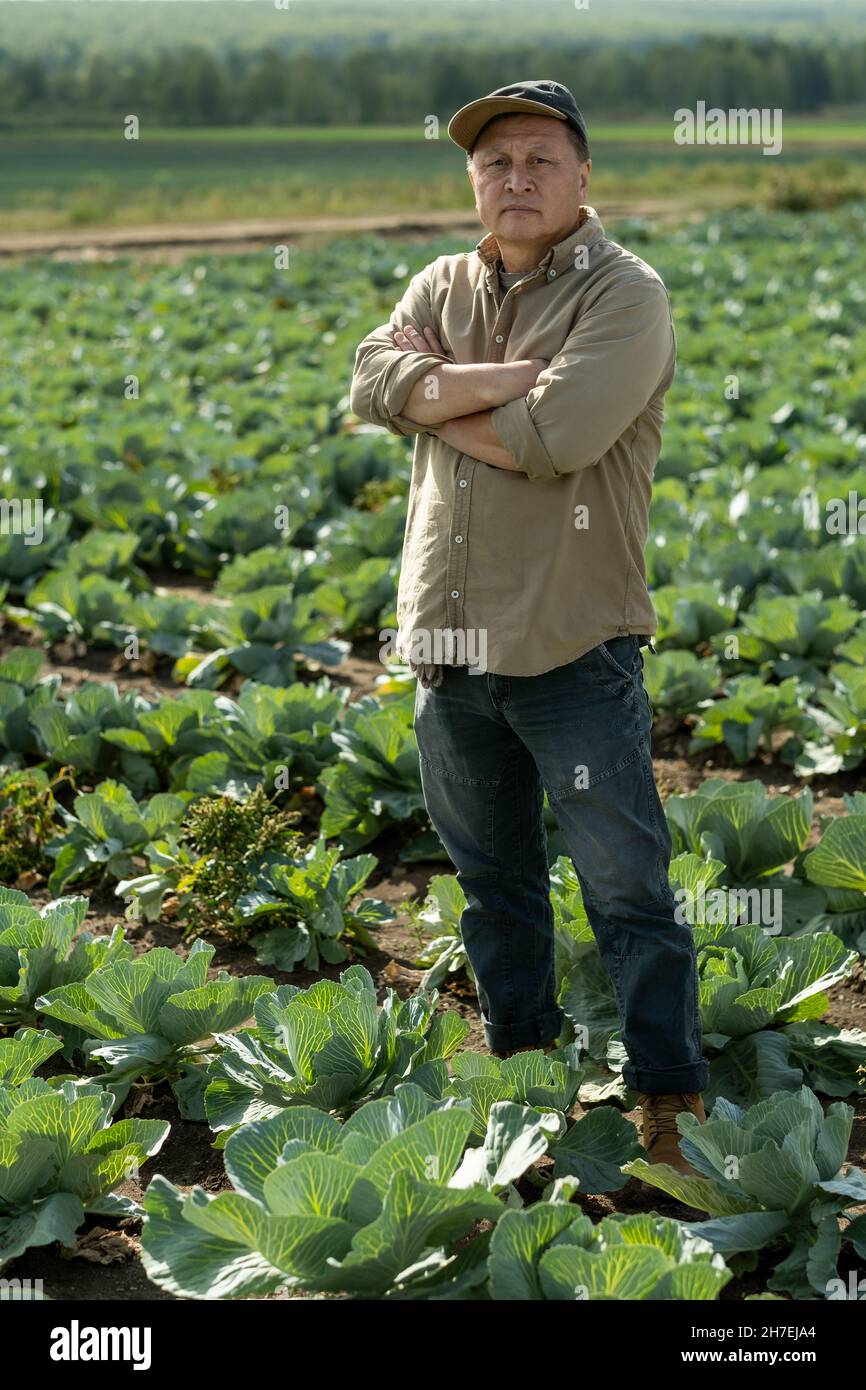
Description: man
350,80,708,1174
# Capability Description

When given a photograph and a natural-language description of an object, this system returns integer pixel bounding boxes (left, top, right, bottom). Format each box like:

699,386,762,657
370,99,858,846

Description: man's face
466,114,590,259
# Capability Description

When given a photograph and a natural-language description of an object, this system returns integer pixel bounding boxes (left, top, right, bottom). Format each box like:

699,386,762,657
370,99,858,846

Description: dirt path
0,200,699,261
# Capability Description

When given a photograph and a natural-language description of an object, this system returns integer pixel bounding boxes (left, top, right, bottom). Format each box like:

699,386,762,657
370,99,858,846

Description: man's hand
427,357,551,471
391,321,550,427
389,323,550,468
392,322,452,360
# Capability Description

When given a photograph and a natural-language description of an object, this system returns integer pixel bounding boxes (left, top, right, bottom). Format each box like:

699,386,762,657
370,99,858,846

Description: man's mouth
503,206,537,213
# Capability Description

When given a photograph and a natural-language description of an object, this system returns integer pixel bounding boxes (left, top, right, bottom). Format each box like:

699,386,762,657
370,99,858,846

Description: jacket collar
475,204,604,285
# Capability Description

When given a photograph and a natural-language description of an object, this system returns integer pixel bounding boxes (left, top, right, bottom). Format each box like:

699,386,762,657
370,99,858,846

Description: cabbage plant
624,1086,866,1299
413,874,472,989
711,591,862,679
29,680,156,792
437,1048,640,1193
560,909,859,1107
652,582,738,649
36,940,272,1119
792,662,866,775
799,792,866,952
0,1079,169,1272
141,1085,561,1299
687,674,818,764
0,648,62,763
0,1027,63,1086
0,890,132,1029
45,779,186,895
317,692,426,852
240,837,396,971
203,965,469,1135
640,648,722,722
171,677,350,796
697,922,859,1103
179,585,349,689
485,1194,731,1301
664,778,814,882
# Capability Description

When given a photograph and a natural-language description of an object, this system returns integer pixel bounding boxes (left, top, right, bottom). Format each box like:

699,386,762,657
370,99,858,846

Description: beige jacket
350,204,676,677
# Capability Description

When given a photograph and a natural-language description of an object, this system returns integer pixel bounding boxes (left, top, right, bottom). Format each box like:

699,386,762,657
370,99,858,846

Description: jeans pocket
597,637,638,682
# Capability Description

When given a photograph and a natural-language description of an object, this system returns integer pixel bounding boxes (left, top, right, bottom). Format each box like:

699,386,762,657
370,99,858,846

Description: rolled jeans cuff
622,1058,710,1096
481,1004,565,1052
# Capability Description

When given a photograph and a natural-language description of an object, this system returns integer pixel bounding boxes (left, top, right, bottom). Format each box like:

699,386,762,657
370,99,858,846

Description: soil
0,201,700,264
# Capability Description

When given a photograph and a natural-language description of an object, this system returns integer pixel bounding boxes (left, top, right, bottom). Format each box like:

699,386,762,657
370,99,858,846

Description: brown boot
492,1042,556,1060
639,1092,706,1175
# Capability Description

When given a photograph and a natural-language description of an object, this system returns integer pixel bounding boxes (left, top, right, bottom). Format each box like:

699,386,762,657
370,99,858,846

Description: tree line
1,36,863,127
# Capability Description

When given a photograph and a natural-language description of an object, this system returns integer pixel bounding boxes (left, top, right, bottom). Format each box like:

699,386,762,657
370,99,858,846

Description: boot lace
641,1093,697,1144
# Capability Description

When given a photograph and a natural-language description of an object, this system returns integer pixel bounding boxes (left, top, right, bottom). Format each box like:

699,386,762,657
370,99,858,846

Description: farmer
350,80,707,1173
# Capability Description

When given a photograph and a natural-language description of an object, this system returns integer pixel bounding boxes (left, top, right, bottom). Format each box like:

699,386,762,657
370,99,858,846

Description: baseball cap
448,80,590,156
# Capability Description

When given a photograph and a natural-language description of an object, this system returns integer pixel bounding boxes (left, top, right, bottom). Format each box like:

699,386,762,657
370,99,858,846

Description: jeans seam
547,744,641,801
609,951,652,1071
490,743,528,1022
417,752,500,788
640,743,673,902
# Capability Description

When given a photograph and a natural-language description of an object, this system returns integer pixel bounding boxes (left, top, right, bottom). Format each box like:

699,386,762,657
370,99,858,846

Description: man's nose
504,167,535,188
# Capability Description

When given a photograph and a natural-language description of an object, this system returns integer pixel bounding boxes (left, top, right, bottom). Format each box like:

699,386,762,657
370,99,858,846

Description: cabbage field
1,200,865,1304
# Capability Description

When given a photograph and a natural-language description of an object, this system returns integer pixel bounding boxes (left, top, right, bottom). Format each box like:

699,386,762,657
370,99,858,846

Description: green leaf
141,1176,284,1300
320,1169,502,1296
0,1192,85,1271
488,1203,588,1300
158,977,273,1046
0,1028,63,1085
224,1108,343,1202
539,1243,670,1300
549,1106,642,1193
622,1158,757,1216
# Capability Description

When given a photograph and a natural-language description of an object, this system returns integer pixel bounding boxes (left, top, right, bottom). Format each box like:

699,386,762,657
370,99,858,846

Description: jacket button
454,535,463,543
495,334,504,343
459,479,468,488
451,590,460,599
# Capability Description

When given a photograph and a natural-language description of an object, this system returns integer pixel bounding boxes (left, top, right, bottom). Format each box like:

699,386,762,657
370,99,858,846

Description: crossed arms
349,261,675,481
390,324,547,472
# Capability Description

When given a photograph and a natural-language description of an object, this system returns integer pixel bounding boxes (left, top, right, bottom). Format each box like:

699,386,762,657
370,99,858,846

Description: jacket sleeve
349,261,449,438
489,275,676,481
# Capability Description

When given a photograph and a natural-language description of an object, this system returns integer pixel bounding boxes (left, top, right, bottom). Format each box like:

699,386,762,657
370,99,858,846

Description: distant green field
8,121,866,144
2,124,863,233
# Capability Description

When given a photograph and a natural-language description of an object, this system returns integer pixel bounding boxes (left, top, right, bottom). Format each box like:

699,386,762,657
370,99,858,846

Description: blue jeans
413,634,709,1095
